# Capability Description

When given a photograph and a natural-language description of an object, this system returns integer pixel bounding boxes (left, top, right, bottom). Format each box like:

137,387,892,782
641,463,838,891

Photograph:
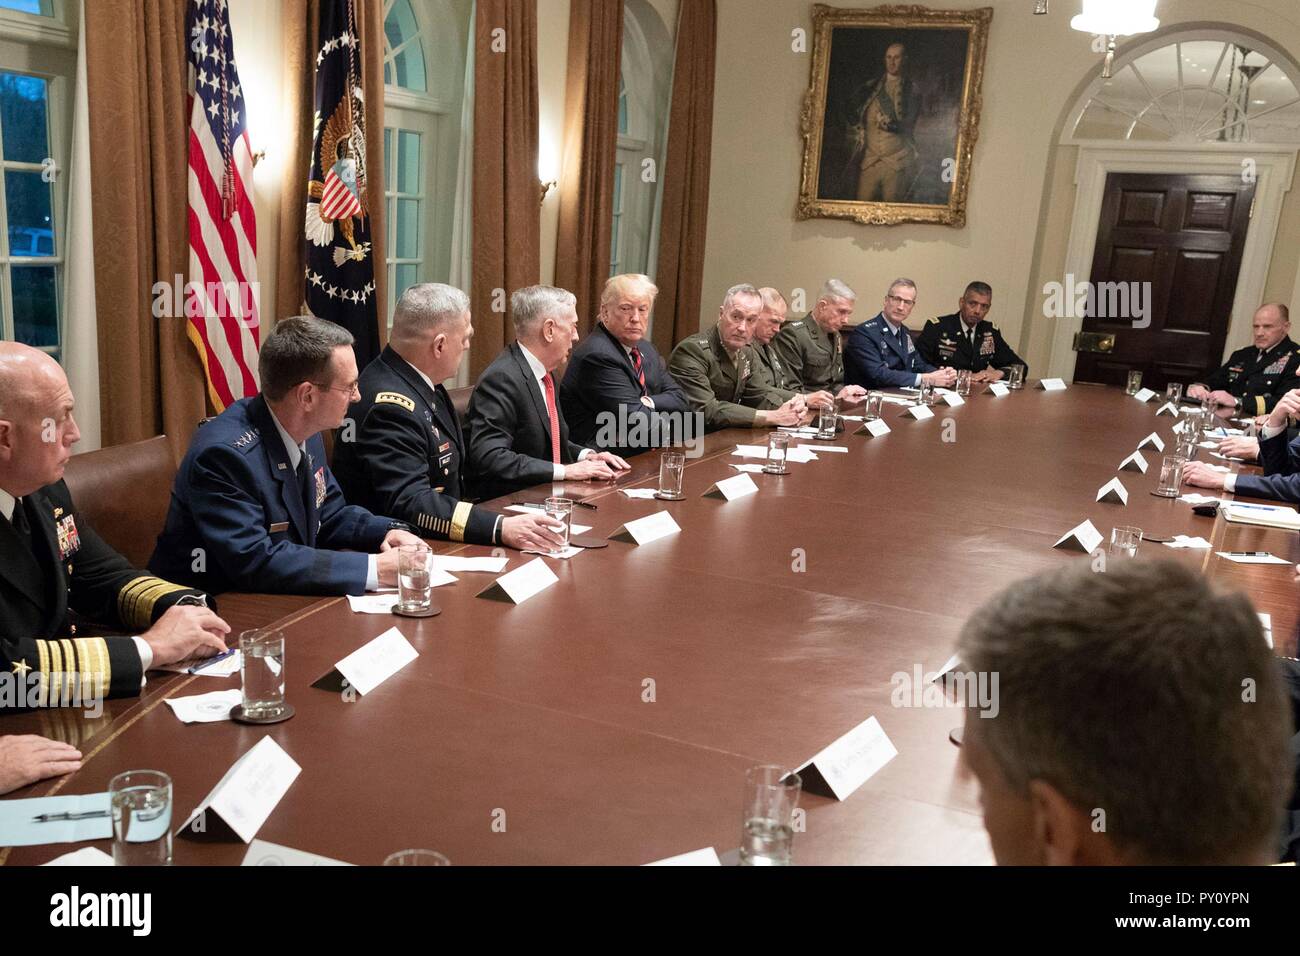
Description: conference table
4,383,1298,866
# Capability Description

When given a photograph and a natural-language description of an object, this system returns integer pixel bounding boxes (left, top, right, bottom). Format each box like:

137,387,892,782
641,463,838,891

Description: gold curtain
470,0,540,380
275,0,387,343
555,0,623,334
650,0,717,358
84,0,206,457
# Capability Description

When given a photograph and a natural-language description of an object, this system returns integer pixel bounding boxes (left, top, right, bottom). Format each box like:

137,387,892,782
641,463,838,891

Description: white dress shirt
518,343,592,479
883,318,923,387
1222,421,1288,492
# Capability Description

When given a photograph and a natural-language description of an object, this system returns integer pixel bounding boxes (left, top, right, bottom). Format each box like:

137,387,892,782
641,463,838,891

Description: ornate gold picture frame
797,4,993,226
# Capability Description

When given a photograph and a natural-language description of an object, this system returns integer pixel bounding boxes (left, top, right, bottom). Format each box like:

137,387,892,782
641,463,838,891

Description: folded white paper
158,650,242,677
1133,387,1158,402
334,627,418,696
729,463,767,473
609,510,681,546
476,556,559,604
1053,519,1103,553
1118,451,1149,474
987,382,1010,396
1040,378,1067,391
644,847,722,867
523,545,583,559
1260,612,1274,649
796,444,848,453
164,688,243,724
938,390,965,407
1164,535,1212,549
857,419,891,437
702,472,759,500
430,555,509,573
1178,493,1220,505
784,447,820,463
775,426,820,436
1096,477,1129,505
42,847,115,866
793,716,898,801
620,487,661,499
1155,402,1178,416
181,737,301,844
905,405,935,421
1137,432,1165,452
1215,551,1289,564
241,839,354,867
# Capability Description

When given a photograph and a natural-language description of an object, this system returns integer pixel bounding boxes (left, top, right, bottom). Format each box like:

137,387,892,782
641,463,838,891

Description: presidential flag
304,0,379,369
185,0,260,411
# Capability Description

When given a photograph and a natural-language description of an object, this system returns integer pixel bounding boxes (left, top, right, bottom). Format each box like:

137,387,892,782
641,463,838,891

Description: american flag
185,0,259,411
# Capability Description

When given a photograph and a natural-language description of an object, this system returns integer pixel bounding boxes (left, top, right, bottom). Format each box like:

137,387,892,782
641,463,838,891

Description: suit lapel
511,343,554,443
0,498,47,611
249,396,310,543
598,323,641,391
883,317,909,363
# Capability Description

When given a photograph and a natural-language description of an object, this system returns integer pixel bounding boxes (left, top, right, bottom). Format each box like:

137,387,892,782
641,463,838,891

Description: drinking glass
864,392,884,420
1007,364,1026,389
1165,382,1183,403
657,451,685,498
110,770,172,866
542,497,573,553
1126,370,1143,395
739,766,801,866
397,544,433,611
764,433,789,475
816,402,837,439
955,369,971,396
1108,526,1142,559
1155,455,1187,497
239,629,286,719
919,382,936,405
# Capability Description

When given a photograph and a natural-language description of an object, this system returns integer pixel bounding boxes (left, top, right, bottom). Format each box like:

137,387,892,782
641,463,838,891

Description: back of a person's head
958,559,1292,865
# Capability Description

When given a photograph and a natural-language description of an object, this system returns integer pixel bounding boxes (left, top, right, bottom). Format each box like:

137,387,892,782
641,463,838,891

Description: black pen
1226,552,1271,557
32,810,110,823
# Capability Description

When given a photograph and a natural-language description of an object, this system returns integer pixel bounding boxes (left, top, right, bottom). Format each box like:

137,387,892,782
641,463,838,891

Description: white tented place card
1137,432,1165,452
1132,387,1158,403
643,847,722,866
241,840,354,867
1095,477,1129,505
620,487,661,499
1040,378,1067,391
987,382,1010,397
476,556,559,604
1155,402,1178,416
730,463,767,473
938,390,965,407
608,510,681,546
793,716,898,801
701,472,759,501
1260,613,1274,649
905,404,935,421
1118,451,1149,474
333,627,418,697
180,737,301,844
795,444,848,453
1053,519,1104,553
856,419,891,438
430,555,509,574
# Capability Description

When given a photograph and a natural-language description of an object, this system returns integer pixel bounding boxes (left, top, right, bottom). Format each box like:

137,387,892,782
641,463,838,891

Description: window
0,68,62,358
381,0,470,327
1070,32,1300,144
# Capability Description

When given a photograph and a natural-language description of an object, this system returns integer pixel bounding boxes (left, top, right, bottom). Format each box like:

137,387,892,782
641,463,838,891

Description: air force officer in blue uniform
150,317,422,596
844,278,957,390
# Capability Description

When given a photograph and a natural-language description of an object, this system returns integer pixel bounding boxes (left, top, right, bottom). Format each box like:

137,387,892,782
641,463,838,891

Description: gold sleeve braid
117,575,188,630
30,637,111,707
450,502,473,543
415,513,452,537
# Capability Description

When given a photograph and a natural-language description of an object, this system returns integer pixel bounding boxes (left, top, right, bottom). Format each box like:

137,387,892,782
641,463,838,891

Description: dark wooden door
1072,172,1255,388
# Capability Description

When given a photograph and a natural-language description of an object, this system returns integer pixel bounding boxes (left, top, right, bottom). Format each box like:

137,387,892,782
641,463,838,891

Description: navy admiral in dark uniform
560,273,691,457
333,284,566,552
466,285,629,502
0,343,228,719
916,282,1026,382
1187,303,1299,415
151,318,423,596
845,278,957,390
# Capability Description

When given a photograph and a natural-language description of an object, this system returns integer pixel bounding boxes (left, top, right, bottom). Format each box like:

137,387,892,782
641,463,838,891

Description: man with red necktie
468,286,630,501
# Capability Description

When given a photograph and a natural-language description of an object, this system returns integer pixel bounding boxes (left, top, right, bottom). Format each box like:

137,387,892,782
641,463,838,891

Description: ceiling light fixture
1071,0,1160,78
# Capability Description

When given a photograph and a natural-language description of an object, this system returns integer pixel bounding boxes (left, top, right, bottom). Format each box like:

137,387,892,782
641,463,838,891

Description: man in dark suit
1184,386,1300,501
916,282,1027,382
333,284,566,552
560,273,692,457
150,318,424,596
0,343,228,717
845,278,957,390
467,285,630,501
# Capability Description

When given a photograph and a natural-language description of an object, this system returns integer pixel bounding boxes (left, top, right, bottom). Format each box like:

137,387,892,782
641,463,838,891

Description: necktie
9,497,32,552
542,372,562,464
630,347,648,395
968,326,976,350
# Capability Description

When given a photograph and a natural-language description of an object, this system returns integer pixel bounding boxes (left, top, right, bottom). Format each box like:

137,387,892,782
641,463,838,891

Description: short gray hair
721,283,761,311
819,278,856,303
259,316,354,401
511,285,577,336
391,283,470,347
958,559,1292,865
886,277,917,297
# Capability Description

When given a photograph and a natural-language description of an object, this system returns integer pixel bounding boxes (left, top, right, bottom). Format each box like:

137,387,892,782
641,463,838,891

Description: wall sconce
538,179,557,206
252,149,266,168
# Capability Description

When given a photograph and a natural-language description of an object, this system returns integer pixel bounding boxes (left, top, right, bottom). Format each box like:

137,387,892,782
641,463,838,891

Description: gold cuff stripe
48,640,64,707
1257,396,1267,416
35,638,50,707
449,502,473,543
59,639,76,707
75,637,110,700
417,513,452,537
118,577,188,629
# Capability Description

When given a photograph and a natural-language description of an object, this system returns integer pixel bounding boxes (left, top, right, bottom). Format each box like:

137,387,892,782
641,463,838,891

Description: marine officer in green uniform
751,287,865,411
771,279,861,395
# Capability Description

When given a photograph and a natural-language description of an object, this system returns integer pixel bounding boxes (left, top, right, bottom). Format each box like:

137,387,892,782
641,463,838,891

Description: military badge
314,467,327,507
55,514,81,558
1227,365,1243,381
980,334,995,356
438,441,451,454
1264,358,1287,375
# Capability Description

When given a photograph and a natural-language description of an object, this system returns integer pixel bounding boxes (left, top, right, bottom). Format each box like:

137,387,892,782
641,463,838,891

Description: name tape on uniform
609,511,682,546
180,737,301,844
792,716,898,801
476,557,558,604
1053,519,1104,553
702,473,759,501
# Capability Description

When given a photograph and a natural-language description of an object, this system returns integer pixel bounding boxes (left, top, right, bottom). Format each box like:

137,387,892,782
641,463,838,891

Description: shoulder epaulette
375,391,416,412
231,429,261,451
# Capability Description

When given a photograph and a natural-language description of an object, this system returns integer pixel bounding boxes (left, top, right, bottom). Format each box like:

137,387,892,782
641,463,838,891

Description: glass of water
816,401,837,439
919,381,936,405
1174,434,1197,462
542,497,573,552
1007,364,1026,390
955,369,971,396
656,451,685,498
1108,526,1143,559
739,765,801,866
383,849,451,866
1155,455,1187,498
110,769,172,866
764,433,789,475
1126,370,1143,395
864,392,884,420
1166,381,1183,403
397,544,433,612
240,629,286,719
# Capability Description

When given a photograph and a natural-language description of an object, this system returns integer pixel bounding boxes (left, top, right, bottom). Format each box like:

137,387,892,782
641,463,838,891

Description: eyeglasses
311,380,360,398
886,295,916,307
